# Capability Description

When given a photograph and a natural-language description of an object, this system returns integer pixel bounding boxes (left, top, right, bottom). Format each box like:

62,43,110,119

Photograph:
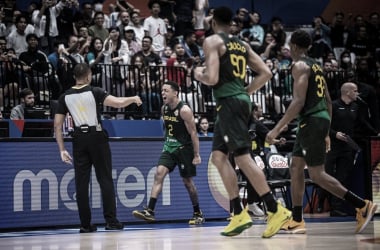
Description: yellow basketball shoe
280,219,306,234
262,202,292,238
355,200,377,233
220,207,252,236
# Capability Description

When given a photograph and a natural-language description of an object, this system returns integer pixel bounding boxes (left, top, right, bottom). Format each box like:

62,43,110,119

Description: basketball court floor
0,214,378,250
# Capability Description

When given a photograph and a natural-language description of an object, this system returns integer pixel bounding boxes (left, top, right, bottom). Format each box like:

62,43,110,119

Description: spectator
19,33,51,96
134,35,162,67
10,88,35,120
366,12,380,51
103,26,130,96
157,0,176,26
89,12,109,42
193,0,208,31
0,47,19,108
197,116,213,137
173,0,196,39
31,0,66,55
73,2,94,32
144,1,167,56
309,16,332,61
263,58,285,116
85,37,105,86
56,0,80,43
6,14,34,57
240,11,264,53
258,32,278,60
124,27,141,57
117,10,130,39
181,30,201,66
330,11,348,49
129,54,160,117
161,45,172,65
6,10,35,37
126,10,145,46
346,25,372,61
323,59,340,101
267,17,286,48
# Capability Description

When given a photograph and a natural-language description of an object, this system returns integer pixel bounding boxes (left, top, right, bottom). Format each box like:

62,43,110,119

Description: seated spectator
198,116,213,137
240,11,264,52
258,32,278,60
161,45,173,65
10,88,35,120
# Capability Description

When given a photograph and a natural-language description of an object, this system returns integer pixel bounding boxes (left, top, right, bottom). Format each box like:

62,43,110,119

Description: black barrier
0,62,371,120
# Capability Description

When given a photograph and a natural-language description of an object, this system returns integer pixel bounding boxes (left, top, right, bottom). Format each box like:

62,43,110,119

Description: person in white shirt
143,1,167,56
32,0,66,54
6,14,35,57
127,11,145,46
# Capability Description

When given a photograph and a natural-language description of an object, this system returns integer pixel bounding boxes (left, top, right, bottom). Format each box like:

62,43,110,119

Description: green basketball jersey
296,57,330,121
213,33,249,101
162,101,192,153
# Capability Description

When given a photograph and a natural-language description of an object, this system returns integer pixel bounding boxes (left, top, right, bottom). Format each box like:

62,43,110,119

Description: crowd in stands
0,0,379,128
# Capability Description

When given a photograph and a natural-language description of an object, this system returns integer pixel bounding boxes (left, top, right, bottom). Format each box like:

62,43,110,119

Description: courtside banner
0,139,228,229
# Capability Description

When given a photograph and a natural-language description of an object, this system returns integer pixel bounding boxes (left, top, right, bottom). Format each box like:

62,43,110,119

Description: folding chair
266,153,291,209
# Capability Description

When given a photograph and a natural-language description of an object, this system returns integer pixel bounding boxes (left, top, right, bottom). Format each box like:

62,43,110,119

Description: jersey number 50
230,54,246,80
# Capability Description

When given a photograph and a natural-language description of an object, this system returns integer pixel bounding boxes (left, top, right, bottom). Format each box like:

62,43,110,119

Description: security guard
54,63,142,233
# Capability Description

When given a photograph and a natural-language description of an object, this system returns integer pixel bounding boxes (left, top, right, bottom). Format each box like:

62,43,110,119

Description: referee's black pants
72,130,117,227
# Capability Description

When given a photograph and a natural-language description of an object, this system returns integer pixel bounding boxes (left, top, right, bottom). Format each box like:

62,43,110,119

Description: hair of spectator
15,14,28,24
19,88,34,99
148,0,160,10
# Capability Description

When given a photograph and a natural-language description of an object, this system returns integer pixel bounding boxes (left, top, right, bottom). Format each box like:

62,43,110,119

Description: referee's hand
60,150,73,165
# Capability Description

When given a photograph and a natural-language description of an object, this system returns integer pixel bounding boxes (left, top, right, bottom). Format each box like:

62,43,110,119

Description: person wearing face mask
340,51,353,69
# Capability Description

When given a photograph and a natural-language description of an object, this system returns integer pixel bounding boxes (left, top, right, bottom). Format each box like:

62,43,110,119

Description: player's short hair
290,29,312,49
73,63,91,80
213,6,233,26
164,80,180,93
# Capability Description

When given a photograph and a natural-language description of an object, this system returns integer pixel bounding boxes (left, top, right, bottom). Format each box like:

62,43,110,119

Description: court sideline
0,215,379,250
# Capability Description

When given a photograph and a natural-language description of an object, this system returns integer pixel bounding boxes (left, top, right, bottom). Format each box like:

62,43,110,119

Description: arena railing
0,62,355,121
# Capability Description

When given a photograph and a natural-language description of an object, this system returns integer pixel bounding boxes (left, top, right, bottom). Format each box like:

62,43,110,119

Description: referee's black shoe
79,224,97,233
105,221,124,230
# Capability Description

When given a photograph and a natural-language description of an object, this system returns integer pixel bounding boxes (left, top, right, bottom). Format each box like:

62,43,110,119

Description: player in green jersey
266,29,377,235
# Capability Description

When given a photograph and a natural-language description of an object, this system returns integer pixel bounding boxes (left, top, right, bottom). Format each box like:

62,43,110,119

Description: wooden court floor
0,215,379,250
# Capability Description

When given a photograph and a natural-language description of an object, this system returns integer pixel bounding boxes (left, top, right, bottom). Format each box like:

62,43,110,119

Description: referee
54,63,142,233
